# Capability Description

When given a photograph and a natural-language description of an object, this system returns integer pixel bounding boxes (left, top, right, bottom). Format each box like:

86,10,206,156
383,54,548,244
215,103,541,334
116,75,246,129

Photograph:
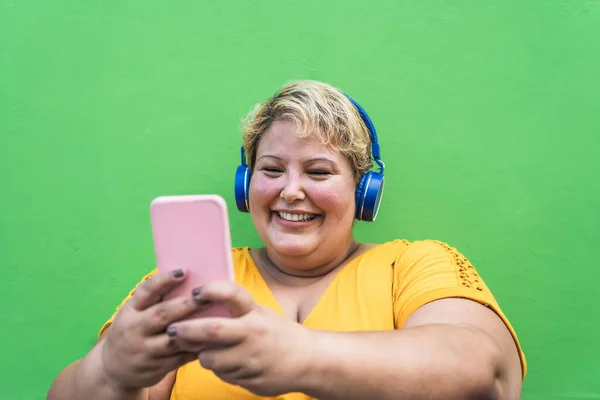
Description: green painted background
1,1,598,399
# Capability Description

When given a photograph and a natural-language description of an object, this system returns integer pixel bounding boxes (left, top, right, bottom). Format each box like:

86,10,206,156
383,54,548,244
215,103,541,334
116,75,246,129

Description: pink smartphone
150,194,234,319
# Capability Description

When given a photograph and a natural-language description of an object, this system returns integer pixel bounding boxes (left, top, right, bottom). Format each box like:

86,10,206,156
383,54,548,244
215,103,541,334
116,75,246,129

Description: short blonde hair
241,80,373,181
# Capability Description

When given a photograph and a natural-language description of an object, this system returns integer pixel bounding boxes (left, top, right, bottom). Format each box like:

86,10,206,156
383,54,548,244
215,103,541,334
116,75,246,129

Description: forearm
48,341,147,400
299,324,504,400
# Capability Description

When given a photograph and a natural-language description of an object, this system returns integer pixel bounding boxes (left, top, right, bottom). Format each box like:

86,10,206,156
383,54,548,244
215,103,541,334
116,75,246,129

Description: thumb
193,281,255,318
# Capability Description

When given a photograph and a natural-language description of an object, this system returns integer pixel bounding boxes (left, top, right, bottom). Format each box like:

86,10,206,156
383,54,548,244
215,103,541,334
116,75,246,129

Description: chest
268,275,335,324
255,267,395,331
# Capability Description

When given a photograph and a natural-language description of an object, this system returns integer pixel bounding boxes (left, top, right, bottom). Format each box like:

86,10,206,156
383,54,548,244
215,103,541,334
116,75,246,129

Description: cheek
249,175,279,206
309,182,356,214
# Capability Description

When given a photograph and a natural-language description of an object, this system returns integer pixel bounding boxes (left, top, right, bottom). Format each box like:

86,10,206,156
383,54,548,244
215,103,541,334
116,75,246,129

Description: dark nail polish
192,286,203,296
172,269,184,278
166,326,177,337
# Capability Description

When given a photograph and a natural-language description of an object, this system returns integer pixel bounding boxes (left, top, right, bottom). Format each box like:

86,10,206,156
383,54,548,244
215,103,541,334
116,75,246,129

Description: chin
267,234,319,258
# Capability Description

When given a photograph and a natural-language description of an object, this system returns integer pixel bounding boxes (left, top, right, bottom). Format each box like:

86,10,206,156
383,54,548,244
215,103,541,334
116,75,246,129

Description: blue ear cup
234,147,251,212
355,171,385,222
345,95,385,222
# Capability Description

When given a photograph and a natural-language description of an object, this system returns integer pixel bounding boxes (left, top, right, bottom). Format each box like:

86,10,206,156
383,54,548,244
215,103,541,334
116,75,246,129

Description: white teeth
277,212,316,222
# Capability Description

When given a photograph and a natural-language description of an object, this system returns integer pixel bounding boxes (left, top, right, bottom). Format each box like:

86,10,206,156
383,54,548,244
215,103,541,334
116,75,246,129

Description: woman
48,80,525,399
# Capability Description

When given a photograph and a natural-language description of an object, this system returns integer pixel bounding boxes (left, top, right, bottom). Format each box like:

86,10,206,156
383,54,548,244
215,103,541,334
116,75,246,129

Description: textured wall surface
1,1,599,398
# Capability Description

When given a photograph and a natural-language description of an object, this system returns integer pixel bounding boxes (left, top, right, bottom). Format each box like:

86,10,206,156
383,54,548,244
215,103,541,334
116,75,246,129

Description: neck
257,239,360,286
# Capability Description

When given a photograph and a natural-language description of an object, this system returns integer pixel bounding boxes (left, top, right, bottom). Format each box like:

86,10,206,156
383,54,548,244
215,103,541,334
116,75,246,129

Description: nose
280,172,306,203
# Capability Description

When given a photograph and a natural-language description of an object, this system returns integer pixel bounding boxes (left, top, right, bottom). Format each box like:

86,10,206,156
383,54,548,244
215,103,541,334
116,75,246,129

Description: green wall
1,1,598,398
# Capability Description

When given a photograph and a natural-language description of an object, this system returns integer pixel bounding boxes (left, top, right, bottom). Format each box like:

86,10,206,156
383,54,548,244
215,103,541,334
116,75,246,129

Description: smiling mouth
275,211,319,222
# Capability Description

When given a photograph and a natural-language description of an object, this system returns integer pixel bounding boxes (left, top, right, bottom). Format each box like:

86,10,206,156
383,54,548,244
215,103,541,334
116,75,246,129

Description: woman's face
248,120,357,266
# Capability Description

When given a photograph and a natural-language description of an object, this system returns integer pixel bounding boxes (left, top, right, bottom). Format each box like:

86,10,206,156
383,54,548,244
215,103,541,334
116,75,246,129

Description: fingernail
192,286,203,296
172,269,184,278
166,326,177,337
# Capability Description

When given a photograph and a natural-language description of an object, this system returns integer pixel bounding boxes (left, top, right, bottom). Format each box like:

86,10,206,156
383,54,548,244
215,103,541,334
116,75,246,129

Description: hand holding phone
150,195,234,319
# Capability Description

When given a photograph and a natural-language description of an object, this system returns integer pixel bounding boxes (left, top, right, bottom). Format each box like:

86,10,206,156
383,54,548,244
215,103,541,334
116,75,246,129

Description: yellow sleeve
98,269,158,338
392,240,526,377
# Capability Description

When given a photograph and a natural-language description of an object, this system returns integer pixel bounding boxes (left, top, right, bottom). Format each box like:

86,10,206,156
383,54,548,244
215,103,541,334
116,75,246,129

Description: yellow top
99,240,526,399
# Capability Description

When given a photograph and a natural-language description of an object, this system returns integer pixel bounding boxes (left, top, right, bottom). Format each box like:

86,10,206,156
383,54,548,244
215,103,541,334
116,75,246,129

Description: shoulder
230,247,257,283
231,247,251,263
378,239,481,286
381,238,471,262
372,238,466,258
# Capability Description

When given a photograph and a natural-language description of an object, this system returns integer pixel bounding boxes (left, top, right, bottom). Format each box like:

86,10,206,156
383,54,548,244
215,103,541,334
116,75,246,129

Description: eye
308,170,331,176
262,167,283,174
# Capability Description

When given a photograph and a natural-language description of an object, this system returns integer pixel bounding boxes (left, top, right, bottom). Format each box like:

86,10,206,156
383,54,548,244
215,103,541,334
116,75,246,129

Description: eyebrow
257,155,283,161
257,155,337,164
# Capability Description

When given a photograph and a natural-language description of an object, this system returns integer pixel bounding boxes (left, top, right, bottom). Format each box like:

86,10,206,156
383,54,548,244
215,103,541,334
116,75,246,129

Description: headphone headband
240,146,247,166
344,94,384,174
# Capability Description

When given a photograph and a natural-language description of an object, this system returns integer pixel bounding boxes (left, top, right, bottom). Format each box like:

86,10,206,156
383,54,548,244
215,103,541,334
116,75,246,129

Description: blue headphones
234,94,385,222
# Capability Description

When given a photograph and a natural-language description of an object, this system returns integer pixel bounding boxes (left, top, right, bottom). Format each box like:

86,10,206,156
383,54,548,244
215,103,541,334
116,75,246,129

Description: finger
131,269,187,311
169,317,247,347
139,332,202,369
197,346,259,380
158,352,198,373
144,333,182,357
166,338,214,354
142,331,213,358
192,282,255,318
139,295,213,335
